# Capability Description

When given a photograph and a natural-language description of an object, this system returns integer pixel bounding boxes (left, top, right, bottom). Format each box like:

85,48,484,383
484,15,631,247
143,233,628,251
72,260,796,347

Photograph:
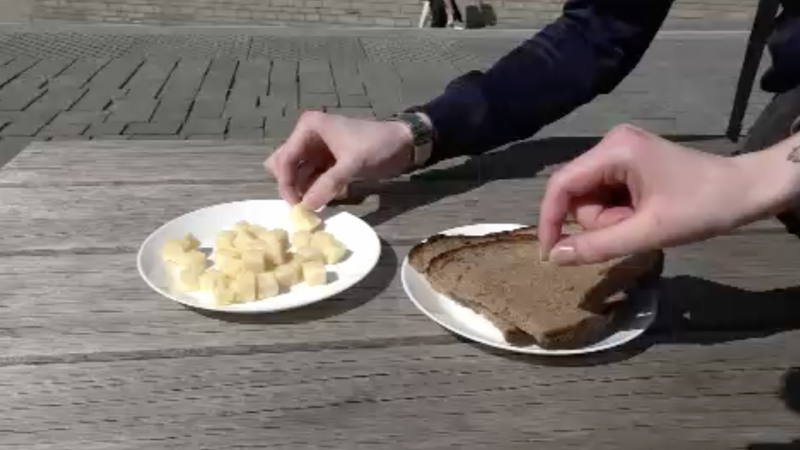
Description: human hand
265,111,415,211
538,124,763,265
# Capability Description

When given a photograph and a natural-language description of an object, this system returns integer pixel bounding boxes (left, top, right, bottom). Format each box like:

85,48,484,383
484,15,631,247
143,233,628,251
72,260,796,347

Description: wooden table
1,138,799,449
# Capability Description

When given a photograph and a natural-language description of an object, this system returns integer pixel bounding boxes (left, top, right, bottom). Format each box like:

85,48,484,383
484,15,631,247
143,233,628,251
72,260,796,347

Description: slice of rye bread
426,235,663,349
408,225,538,343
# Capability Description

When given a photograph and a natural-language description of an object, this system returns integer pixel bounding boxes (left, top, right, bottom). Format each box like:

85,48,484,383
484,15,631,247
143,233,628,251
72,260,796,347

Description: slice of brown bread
408,225,538,274
426,235,662,349
408,225,539,342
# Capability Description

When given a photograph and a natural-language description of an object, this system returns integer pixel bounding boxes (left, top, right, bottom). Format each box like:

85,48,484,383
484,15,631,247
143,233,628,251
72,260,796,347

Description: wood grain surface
0,140,798,449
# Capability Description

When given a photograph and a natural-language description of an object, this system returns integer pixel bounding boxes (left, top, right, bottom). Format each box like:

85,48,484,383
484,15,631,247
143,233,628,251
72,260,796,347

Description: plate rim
400,223,659,356
137,199,382,314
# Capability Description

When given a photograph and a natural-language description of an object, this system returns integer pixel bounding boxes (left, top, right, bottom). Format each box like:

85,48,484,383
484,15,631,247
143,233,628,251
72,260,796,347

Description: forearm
417,0,674,166
734,132,800,222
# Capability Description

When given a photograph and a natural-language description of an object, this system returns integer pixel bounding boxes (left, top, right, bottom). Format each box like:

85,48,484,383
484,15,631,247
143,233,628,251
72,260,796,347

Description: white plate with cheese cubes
137,200,381,313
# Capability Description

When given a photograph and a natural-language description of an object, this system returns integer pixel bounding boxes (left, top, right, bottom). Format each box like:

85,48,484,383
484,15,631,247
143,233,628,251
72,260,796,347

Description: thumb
300,161,359,211
547,213,656,266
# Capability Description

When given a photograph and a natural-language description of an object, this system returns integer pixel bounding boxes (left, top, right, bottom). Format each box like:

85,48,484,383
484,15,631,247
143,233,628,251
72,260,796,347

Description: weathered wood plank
0,136,736,186
0,341,798,449
0,180,789,253
2,233,800,359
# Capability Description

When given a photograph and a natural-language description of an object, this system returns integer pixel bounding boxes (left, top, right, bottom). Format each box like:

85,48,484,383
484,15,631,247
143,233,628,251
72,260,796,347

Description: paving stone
230,60,270,99
92,135,130,140
39,122,89,138
196,58,237,99
182,118,228,135
27,87,88,113
326,107,375,119
108,98,159,122
86,57,144,90
269,60,298,109
151,98,193,122
226,128,264,140
125,57,179,99
0,137,34,168
186,134,225,140
129,135,183,140
49,58,110,89
228,116,264,129
190,97,226,119
299,60,335,94
0,117,50,137
0,80,45,110
125,121,182,135
49,136,90,141
338,95,371,108
85,121,128,137
52,111,109,125
0,57,38,90
300,93,339,109
71,88,125,111
331,61,365,97
263,118,296,139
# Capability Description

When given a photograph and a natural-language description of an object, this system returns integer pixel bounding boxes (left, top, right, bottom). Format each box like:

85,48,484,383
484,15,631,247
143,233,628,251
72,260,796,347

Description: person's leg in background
429,0,447,27
737,0,800,234
446,0,465,28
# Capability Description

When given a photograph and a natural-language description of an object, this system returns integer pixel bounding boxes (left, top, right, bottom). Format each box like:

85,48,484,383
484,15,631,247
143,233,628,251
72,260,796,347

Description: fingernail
549,245,577,266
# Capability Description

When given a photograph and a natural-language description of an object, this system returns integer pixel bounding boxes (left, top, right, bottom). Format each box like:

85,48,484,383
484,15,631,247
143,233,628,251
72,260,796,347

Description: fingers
301,160,360,211
264,112,325,205
548,208,657,265
538,148,624,257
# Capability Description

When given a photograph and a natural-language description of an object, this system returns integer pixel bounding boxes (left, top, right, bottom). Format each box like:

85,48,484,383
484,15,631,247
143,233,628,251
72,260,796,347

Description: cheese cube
183,233,201,250
242,250,267,273
218,257,244,277
274,262,302,288
289,204,322,232
320,239,348,264
213,248,240,266
262,238,288,266
291,230,313,249
256,272,280,299
177,268,202,291
173,250,207,270
302,260,327,286
294,246,325,264
199,270,227,293
310,231,336,250
233,230,258,250
232,221,252,234
211,284,237,307
249,224,270,235
233,271,257,302
215,230,237,250
160,240,186,262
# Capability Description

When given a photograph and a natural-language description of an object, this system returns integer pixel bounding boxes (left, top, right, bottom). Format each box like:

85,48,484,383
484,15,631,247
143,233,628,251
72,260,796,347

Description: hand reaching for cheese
159,205,349,307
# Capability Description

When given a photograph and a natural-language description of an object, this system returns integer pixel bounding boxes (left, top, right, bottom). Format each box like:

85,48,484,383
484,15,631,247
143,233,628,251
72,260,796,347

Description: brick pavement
0,27,773,168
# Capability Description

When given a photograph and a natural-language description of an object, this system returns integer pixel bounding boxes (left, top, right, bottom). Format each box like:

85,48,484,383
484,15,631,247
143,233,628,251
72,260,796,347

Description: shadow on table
650,275,800,345
747,367,800,449
190,238,398,325
465,275,800,368
346,135,725,229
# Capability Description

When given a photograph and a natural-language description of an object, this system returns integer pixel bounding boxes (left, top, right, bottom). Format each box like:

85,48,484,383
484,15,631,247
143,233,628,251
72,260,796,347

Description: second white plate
401,223,659,355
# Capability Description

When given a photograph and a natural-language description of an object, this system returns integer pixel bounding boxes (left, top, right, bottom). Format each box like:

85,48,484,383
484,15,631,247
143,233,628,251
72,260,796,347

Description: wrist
732,132,800,220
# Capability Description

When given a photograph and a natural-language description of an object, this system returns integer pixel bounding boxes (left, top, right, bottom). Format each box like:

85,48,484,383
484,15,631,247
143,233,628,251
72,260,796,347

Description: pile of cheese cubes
159,205,349,307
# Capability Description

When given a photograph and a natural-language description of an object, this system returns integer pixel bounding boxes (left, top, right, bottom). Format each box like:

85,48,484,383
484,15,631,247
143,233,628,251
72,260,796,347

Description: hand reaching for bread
538,125,755,266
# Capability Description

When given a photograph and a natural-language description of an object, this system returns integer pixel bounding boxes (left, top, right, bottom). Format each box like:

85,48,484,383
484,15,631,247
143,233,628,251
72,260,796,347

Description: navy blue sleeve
417,0,675,165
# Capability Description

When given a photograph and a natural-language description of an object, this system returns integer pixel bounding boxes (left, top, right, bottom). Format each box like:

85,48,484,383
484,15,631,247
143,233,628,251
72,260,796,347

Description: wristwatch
384,112,434,170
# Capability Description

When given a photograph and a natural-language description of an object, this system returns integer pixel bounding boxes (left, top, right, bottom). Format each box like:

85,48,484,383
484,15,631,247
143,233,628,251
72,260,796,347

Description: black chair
726,0,782,142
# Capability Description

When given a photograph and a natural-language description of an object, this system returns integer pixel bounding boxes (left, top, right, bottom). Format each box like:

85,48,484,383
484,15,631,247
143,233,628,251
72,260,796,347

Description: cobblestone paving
0,28,772,168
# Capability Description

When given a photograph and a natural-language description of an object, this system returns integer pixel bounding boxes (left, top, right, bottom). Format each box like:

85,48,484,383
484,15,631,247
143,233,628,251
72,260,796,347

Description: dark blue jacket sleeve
417,0,675,165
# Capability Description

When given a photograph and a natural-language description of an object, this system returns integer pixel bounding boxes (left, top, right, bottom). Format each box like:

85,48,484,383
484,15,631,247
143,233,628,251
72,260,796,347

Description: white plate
138,200,381,313
401,223,659,355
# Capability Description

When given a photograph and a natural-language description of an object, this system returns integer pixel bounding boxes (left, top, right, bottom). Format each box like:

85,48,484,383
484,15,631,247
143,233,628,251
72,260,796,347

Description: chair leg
726,0,781,142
